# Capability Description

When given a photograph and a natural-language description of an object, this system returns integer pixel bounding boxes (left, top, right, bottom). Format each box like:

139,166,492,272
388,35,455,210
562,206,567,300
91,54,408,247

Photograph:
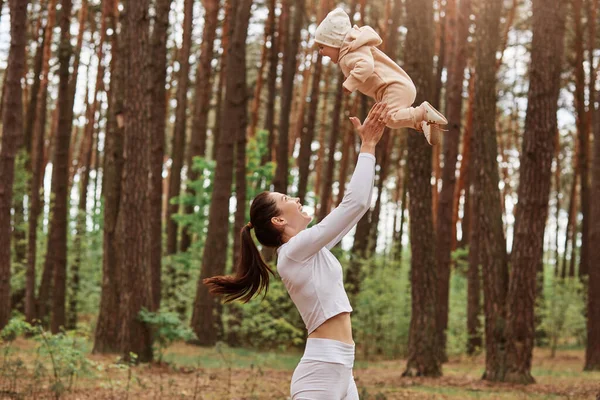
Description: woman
204,102,391,399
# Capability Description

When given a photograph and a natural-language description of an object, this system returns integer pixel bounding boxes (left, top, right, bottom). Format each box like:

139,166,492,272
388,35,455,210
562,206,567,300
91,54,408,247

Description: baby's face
317,44,340,63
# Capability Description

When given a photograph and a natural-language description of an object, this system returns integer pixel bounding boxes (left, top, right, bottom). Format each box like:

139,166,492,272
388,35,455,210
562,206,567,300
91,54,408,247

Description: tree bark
191,0,253,346
146,0,173,311
93,0,123,354
30,0,58,324
504,0,566,384
573,0,590,278
212,0,233,161
436,0,471,357
180,0,220,253
0,0,28,330
586,32,600,371
402,0,441,377
68,0,106,329
317,72,344,221
262,0,278,166
273,0,304,194
116,0,153,363
471,0,509,382
46,0,74,334
165,0,193,313
297,53,322,204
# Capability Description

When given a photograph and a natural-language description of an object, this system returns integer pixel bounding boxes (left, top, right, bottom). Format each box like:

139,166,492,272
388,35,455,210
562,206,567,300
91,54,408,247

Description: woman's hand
349,102,390,155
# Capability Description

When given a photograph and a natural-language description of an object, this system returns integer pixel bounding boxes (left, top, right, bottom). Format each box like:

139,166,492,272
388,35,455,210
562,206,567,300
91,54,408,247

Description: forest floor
1,339,599,399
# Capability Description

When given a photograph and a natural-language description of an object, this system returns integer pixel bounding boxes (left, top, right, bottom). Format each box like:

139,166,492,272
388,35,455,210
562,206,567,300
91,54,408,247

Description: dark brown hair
202,192,285,303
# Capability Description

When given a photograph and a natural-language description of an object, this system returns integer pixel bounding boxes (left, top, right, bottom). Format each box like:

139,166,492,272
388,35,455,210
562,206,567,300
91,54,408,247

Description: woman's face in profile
270,192,312,231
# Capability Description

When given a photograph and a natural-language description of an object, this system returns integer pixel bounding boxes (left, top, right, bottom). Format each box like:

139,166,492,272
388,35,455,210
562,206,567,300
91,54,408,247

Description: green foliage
538,276,587,355
1,317,95,398
352,256,411,359
138,308,194,362
222,275,305,350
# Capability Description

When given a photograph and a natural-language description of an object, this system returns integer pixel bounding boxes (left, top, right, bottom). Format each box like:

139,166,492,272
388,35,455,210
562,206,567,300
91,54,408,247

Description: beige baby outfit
315,8,425,131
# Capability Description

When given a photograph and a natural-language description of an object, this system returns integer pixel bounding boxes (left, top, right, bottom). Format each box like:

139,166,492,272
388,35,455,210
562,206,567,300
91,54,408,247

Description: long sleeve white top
276,153,376,334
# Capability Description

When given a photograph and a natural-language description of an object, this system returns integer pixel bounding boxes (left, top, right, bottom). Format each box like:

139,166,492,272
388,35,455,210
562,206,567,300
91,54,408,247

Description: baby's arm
342,47,375,93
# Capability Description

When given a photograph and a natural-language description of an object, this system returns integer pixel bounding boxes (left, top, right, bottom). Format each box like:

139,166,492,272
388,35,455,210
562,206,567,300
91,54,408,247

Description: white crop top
276,153,376,334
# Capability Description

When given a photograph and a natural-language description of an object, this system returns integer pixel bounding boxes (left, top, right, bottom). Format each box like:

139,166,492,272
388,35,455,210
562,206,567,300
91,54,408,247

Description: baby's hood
339,25,383,60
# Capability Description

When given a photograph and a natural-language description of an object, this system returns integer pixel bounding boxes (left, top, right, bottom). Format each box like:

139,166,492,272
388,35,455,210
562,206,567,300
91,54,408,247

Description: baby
315,8,447,145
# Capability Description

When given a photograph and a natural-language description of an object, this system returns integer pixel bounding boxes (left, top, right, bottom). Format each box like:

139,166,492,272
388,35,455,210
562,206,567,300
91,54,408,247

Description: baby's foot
421,121,444,146
421,101,448,125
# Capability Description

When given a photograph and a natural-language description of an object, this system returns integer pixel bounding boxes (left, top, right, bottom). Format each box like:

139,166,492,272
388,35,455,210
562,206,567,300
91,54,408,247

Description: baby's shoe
421,101,448,125
421,121,444,146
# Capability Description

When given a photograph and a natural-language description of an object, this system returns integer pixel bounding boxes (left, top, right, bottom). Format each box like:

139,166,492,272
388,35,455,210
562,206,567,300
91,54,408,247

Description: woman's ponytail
203,224,274,303
202,192,283,303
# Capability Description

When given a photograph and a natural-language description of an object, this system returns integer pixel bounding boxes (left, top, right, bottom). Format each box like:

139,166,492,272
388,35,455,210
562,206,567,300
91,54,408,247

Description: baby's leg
380,84,425,130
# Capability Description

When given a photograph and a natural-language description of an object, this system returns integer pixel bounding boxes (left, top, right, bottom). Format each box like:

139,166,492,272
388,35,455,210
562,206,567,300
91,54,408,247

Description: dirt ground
1,340,599,399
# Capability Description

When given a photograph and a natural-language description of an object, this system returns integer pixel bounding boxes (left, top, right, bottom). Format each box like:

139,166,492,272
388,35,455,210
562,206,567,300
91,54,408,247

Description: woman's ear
271,216,286,228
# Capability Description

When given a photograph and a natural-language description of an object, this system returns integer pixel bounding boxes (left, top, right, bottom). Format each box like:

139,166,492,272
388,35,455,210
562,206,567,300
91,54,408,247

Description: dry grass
1,339,599,399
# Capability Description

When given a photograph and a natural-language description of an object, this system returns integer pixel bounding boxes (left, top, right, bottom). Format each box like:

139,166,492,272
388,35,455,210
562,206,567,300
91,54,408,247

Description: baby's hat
314,8,352,48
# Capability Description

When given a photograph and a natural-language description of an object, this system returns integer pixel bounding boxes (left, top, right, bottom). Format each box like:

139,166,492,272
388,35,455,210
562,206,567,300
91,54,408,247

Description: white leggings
290,338,359,400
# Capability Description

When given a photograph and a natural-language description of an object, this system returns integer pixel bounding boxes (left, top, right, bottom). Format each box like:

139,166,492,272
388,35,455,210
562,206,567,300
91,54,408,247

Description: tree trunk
454,71,474,249
504,0,566,384
29,0,57,324
314,64,332,198
273,0,304,194
586,37,600,371
45,0,73,334
180,0,219,253
402,0,441,378
436,0,471,357
116,0,153,363
297,53,322,204
93,0,123,355
573,0,590,278
262,0,278,166
212,0,233,162
471,0,509,382
0,0,28,330
317,72,344,221
68,0,107,329
191,0,253,346
562,147,579,279
165,0,193,313
145,0,172,311
336,95,360,206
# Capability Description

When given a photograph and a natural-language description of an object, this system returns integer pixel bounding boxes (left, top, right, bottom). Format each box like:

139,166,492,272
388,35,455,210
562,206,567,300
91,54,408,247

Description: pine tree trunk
586,40,600,371
94,0,123,355
471,0,509,382
29,0,57,324
297,53,322,204
336,95,360,206
562,149,578,279
0,0,28,330
314,64,332,198
191,0,253,346
165,0,193,312
262,0,278,166
212,0,233,162
402,0,441,377
115,0,154,363
505,0,566,384
317,72,344,221
436,0,471,357
573,0,590,278
68,0,106,329
45,0,74,334
273,0,304,194
146,0,173,310
454,71,474,249
180,0,219,253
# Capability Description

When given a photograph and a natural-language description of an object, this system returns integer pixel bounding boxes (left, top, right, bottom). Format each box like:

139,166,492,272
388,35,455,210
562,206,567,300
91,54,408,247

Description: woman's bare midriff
307,312,354,345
